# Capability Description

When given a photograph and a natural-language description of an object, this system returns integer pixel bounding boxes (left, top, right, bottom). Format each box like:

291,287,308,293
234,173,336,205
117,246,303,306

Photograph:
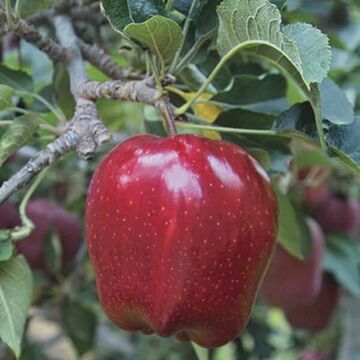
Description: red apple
285,273,340,332
0,202,20,229
16,198,83,274
259,218,325,309
86,134,278,348
301,350,329,360
302,183,330,209
308,194,360,235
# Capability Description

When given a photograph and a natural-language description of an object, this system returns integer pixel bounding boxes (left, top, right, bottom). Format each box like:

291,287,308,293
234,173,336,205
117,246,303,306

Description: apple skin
16,198,83,274
0,202,21,229
259,218,325,310
86,134,278,348
285,273,340,332
307,194,360,235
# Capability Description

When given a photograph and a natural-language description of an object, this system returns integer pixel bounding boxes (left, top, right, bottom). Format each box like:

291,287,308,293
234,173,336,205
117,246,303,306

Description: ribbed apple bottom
103,302,245,348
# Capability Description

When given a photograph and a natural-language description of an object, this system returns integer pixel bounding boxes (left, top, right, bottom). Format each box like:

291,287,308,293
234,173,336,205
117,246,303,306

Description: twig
77,39,140,80
3,6,135,81
0,10,178,203
28,6,106,27
77,79,162,104
0,131,79,203
70,6,106,26
0,8,69,63
0,15,110,204
77,79,178,135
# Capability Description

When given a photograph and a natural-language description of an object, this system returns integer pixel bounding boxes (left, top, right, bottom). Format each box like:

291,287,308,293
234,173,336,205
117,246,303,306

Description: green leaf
0,237,13,262
0,65,34,93
323,235,360,297
274,183,310,260
53,64,75,119
329,147,360,180
283,23,331,84
0,114,40,166
327,117,360,179
61,297,97,355
274,102,318,139
0,85,15,110
0,256,33,357
17,0,55,18
173,0,192,13
215,0,328,150
320,77,354,125
216,1,330,136
192,343,209,360
270,0,287,9
178,0,208,20
124,16,183,65
31,86,56,113
213,342,237,360
216,108,276,130
175,1,222,73
293,147,331,169
275,103,360,179
143,105,167,136
44,231,62,276
213,74,287,106
193,1,222,39
248,148,271,169
101,0,165,32
217,0,305,89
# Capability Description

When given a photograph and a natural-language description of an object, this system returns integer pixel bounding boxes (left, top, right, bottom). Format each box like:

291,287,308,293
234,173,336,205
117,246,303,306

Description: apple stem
159,101,178,135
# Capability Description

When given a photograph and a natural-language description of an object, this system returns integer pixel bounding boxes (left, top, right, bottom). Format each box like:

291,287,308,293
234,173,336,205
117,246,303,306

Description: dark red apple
259,218,325,309
285,273,340,332
302,183,330,209
307,194,360,235
0,202,20,229
86,134,278,348
16,198,83,274
3,33,20,51
301,350,329,360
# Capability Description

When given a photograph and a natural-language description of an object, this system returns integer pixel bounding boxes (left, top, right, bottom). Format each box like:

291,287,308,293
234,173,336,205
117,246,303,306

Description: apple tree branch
0,9,177,204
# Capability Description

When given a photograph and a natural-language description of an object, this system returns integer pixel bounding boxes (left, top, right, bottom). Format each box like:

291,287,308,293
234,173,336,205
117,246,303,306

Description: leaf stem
175,42,269,115
149,55,163,95
175,39,314,116
165,0,173,11
169,0,199,73
5,0,14,30
174,30,216,73
39,123,64,136
14,0,21,17
176,120,277,136
20,92,67,125
11,168,49,241
176,119,318,146
174,39,326,152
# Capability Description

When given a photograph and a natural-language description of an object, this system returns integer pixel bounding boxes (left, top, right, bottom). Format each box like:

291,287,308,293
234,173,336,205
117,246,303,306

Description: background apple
86,134,278,348
259,218,325,309
307,194,360,235
0,202,20,229
16,198,83,275
285,273,340,332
